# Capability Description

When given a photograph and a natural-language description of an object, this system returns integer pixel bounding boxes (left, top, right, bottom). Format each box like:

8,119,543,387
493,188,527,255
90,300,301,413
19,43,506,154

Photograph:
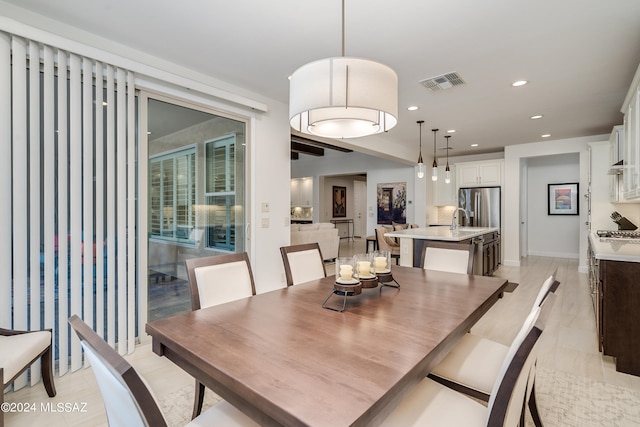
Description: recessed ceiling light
541,134,551,138
530,115,543,120
447,129,455,133
471,144,478,147
512,80,528,87
407,106,419,111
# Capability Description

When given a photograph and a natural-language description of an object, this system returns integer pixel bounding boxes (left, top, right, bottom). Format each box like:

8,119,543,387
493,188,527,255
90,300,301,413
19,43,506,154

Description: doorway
353,180,367,238
145,96,248,320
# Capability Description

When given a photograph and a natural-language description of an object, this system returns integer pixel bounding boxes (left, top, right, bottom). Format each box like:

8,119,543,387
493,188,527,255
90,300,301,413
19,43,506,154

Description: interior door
353,180,367,238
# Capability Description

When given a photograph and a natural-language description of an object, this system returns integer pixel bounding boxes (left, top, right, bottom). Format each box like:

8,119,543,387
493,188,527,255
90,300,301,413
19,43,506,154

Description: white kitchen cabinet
290,177,313,206
433,165,457,206
456,159,503,187
609,125,624,203
622,85,640,200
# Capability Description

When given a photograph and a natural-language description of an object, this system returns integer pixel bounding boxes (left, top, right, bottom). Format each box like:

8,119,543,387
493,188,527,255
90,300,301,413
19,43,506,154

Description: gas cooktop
596,230,640,239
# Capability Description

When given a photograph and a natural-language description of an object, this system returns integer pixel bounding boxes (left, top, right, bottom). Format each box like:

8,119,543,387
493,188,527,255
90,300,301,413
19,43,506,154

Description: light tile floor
4,238,640,426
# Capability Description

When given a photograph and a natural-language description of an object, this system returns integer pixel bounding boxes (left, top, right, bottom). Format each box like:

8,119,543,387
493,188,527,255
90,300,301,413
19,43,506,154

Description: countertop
385,226,500,242
589,233,640,263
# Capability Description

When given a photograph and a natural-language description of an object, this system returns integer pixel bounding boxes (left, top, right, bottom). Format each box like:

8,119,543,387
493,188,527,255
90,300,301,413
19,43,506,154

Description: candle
339,264,353,281
358,261,371,277
374,256,387,272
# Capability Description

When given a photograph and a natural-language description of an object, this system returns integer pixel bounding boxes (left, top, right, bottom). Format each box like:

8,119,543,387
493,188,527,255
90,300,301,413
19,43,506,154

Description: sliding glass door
146,97,246,320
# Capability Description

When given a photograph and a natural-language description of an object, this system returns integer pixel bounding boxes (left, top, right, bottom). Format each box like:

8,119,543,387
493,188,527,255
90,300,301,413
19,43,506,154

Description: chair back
420,241,475,275
375,227,400,252
185,253,256,310
69,315,167,427
280,243,326,286
532,273,561,309
486,293,557,426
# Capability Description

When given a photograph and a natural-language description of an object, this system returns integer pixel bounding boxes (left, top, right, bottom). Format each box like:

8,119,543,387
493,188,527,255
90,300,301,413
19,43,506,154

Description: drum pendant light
444,135,451,184
431,129,439,181
416,120,425,179
289,0,398,139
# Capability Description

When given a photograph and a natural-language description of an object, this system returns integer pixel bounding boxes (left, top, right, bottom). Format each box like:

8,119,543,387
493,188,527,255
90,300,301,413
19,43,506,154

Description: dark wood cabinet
482,231,500,276
597,258,640,376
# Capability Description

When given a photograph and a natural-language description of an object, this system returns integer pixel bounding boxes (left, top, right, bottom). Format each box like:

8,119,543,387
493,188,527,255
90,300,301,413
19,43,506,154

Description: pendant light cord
432,129,439,167
445,135,451,168
417,120,424,163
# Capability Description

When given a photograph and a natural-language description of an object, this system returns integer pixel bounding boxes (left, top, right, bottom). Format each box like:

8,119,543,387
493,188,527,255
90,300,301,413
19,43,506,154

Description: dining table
146,266,508,426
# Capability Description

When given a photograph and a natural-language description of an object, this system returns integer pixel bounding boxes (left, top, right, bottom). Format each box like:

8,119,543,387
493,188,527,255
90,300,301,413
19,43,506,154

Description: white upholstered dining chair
381,293,556,427
1,328,57,427
280,243,326,286
185,252,257,418
68,315,258,427
427,272,560,427
420,240,475,275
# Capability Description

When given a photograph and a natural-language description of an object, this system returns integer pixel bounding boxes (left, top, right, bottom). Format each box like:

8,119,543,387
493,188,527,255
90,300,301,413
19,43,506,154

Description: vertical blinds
0,31,139,387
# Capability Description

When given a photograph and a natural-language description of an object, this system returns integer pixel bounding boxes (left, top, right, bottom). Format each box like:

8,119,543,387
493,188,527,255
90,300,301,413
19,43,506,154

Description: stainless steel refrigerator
458,186,501,227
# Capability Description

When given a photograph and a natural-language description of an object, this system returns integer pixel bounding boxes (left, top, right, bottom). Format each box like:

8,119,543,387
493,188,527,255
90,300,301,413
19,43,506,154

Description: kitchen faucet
451,208,468,230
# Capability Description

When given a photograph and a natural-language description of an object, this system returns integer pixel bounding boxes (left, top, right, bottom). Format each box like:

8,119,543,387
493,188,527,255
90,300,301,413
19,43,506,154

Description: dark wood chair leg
191,380,205,419
528,382,544,427
40,345,56,397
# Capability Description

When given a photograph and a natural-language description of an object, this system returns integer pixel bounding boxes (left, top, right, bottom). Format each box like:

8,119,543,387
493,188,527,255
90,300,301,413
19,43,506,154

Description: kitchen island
588,233,640,376
385,226,500,275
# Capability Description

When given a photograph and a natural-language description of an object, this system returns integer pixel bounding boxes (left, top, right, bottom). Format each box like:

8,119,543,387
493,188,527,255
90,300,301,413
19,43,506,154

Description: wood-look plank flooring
3,238,639,426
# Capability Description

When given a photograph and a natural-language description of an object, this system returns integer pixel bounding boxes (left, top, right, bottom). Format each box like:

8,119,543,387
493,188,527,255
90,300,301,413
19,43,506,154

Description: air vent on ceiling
419,72,465,91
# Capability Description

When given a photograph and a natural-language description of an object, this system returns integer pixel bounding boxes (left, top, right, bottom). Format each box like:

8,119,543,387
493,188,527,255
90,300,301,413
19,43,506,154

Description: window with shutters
149,147,197,244
205,135,237,250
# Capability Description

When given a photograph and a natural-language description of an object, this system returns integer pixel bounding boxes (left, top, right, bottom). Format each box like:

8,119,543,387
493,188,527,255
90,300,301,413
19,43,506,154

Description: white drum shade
289,57,398,139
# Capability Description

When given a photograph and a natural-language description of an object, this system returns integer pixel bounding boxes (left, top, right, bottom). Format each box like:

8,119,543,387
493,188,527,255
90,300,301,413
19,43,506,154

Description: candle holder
373,251,391,273
323,257,362,312
374,251,400,289
335,257,358,284
354,253,378,288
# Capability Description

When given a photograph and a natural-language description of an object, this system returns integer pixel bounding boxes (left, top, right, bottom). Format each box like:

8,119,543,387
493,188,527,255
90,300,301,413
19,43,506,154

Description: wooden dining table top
146,266,508,427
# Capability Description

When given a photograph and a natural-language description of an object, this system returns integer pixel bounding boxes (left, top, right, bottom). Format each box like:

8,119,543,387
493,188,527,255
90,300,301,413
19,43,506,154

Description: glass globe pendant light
444,135,451,184
416,120,425,179
431,129,439,181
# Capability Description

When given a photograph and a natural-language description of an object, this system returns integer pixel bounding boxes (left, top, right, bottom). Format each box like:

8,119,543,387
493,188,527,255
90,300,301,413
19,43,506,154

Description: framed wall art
333,186,346,217
376,182,406,224
548,183,579,215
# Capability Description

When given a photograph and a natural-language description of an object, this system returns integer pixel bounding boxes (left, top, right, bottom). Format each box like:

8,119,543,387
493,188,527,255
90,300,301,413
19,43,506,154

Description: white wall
504,135,605,272
291,149,429,236
526,154,581,258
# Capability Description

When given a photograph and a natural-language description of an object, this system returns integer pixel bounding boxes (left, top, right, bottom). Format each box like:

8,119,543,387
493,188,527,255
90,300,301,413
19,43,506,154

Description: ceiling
5,0,640,160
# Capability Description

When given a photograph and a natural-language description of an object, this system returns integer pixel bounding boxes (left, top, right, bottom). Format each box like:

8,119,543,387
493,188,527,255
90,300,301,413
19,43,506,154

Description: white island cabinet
385,226,500,275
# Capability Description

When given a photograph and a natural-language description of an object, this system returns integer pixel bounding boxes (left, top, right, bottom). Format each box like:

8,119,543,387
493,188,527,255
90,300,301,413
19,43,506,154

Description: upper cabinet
456,159,504,187
609,125,624,203
290,177,313,206
433,165,457,206
621,62,640,201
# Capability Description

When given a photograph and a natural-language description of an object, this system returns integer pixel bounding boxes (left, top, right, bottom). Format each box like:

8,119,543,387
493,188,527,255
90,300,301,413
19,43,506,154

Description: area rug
158,386,220,427
530,368,640,426
158,368,640,426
